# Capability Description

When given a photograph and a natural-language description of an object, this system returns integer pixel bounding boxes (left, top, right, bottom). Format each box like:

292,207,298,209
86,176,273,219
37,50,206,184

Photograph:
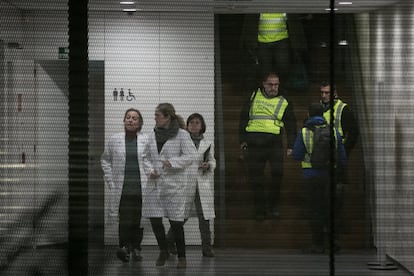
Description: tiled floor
94,246,413,276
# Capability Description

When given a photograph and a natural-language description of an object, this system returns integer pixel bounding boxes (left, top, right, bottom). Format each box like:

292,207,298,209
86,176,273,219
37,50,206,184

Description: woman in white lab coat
166,113,216,257
101,108,149,262
142,103,196,269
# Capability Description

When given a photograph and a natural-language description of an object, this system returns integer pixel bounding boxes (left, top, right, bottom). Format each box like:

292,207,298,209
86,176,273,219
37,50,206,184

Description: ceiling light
338,2,353,4
325,8,338,11
120,1,140,13
338,40,348,46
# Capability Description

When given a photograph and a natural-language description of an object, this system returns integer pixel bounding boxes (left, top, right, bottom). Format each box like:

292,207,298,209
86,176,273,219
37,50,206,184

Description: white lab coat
192,138,216,220
142,128,197,221
101,132,149,221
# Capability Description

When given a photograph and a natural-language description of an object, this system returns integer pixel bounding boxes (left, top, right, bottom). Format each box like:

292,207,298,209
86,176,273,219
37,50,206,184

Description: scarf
154,119,180,152
190,133,204,149
321,96,338,112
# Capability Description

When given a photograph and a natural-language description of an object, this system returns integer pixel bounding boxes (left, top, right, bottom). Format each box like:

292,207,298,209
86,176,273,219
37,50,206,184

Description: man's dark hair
262,72,279,82
320,80,336,92
308,103,324,117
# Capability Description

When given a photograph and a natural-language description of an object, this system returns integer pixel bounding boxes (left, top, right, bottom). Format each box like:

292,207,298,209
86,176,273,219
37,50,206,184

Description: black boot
202,243,215,257
200,219,214,257
166,227,177,255
177,257,187,269
156,250,169,266
116,246,130,262
131,228,144,261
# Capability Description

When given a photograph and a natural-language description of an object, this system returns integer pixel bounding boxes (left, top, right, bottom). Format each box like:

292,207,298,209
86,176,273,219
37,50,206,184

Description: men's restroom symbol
112,88,135,101
113,88,118,101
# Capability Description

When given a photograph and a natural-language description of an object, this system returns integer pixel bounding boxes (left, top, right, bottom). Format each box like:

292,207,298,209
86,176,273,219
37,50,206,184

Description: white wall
1,3,215,251
356,2,414,272
89,10,215,245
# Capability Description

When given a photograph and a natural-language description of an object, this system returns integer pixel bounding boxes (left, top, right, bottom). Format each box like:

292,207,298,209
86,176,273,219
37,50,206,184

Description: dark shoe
131,248,143,261
176,257,187,269
202,245,215,257
302,245,325,254
155,250,169,266
116,247,130,262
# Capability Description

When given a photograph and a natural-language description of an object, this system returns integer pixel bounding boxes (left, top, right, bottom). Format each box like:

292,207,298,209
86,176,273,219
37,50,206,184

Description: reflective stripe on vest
258,13,289,43
245,88,288,135
301,127,313,168
301,125,338,169
323,100,346,139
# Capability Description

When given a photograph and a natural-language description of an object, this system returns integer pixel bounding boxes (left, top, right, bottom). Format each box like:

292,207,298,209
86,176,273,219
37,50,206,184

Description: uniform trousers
246,138,284,217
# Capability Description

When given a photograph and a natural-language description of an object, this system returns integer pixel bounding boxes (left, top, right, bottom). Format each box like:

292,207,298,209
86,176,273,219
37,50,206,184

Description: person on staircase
320,81,359,239
292,103,347,253
239,72,297,220
319,81,359,158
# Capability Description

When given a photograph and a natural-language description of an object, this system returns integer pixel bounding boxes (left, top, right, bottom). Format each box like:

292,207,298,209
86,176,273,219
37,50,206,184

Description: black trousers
167,187,212,247
150,218,186,258
246,140,284,216
118,194,143,250
257,38,291,83
303,175,330,246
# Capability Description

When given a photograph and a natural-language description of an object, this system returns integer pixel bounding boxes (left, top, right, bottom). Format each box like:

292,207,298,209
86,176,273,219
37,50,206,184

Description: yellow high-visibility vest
323,99,347,140
258,13,289,43
301,125,339,169
246,88,288,135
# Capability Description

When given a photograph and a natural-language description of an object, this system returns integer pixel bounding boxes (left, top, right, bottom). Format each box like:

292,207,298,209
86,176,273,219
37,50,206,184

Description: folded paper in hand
203,145,211,162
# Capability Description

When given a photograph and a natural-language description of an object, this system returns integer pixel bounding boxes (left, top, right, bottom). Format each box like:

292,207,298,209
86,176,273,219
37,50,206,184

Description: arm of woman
168,131,197,169
141,136,160,179
100,137,115,189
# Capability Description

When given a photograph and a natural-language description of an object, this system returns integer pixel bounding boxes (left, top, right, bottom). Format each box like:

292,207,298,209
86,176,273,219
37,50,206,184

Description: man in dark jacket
292,103,346,253
239,72,297,220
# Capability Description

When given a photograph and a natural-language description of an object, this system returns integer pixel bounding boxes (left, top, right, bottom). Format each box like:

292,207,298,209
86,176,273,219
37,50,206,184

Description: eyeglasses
264,82,279,87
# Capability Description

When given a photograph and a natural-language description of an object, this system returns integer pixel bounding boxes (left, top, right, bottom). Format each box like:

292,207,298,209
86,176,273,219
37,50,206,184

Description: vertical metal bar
329,0,336,275
68,1,89,275
214,15,226,248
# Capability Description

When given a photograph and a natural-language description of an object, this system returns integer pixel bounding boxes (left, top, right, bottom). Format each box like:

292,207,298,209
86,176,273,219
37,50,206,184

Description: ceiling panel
6,0,401,13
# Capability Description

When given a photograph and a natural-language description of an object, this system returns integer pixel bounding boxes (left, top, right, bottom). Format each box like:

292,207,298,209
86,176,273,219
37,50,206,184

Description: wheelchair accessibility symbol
112,88,136,101
127,89,135,101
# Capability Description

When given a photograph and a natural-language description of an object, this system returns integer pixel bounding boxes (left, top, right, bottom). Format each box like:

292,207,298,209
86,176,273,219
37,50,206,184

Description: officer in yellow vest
257,13,291,85
320,81,359,239
292,103,347,253
319,81,359,157
239,72,297,220
240,13,307,94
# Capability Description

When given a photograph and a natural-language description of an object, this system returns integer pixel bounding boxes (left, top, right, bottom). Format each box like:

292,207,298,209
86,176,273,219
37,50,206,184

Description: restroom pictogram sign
18,94,22,112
